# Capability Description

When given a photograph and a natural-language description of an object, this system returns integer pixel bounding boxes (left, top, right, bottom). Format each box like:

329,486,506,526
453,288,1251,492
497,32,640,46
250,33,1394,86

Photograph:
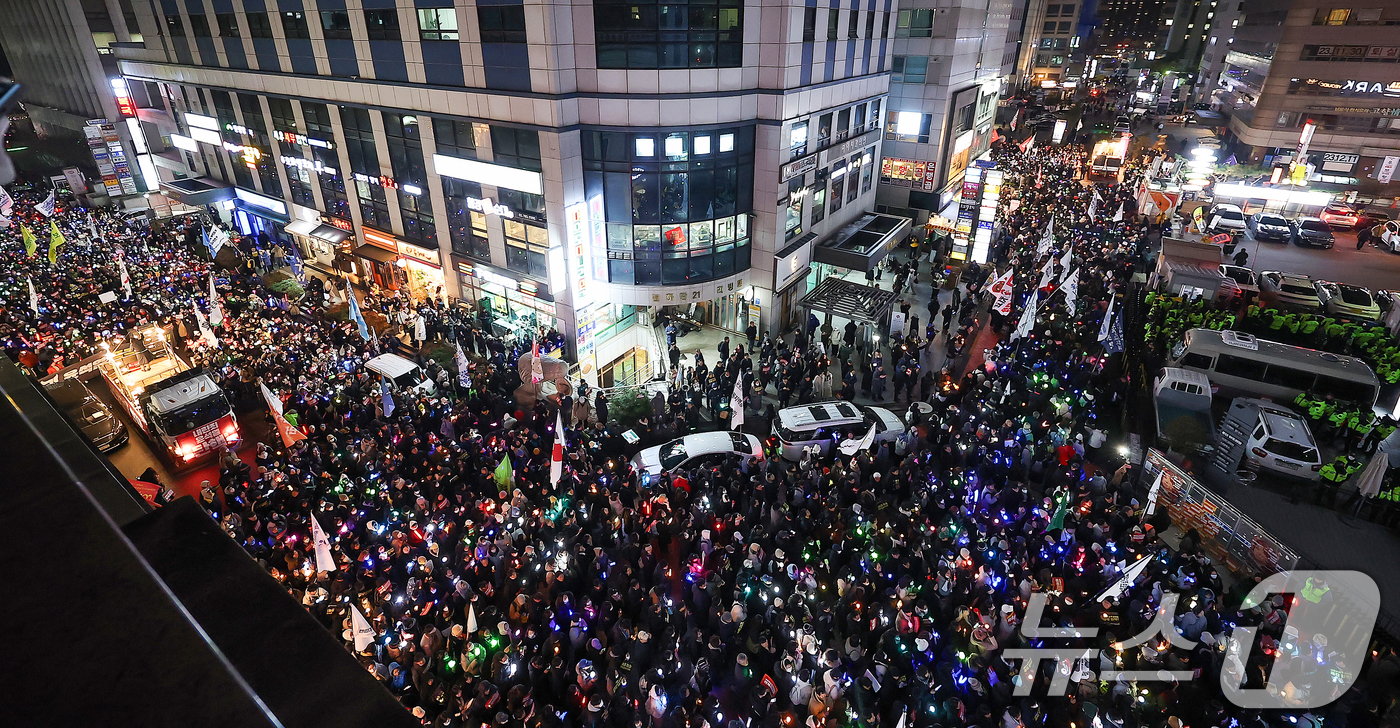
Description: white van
365,353,436,394
1241,400,1323,482
773,400,906,461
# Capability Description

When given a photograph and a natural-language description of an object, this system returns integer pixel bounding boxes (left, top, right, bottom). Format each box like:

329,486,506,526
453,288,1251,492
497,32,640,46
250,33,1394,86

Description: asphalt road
1233,226,1400,293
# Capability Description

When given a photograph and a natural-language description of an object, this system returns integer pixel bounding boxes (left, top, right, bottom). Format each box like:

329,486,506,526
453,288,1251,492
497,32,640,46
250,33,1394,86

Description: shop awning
288,220,351,245
354,244,398,264
812,213,912,272
285,220,319,236
309,224,350,244
159,177,234,206
797,276,898,324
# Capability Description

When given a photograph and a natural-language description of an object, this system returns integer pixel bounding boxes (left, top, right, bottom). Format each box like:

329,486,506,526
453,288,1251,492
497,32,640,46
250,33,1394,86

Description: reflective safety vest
1301,578,1330,603
1320,464,1341,482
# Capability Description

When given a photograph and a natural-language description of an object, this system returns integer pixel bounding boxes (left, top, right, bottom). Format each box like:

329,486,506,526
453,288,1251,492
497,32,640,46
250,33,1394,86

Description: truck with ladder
97,324,240,466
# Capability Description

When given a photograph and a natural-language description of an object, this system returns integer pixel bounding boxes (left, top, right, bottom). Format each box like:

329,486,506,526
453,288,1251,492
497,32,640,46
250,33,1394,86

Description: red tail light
1251,447,1268,458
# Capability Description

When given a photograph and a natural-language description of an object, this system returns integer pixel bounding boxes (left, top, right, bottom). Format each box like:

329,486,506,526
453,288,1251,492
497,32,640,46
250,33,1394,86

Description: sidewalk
664,249,971,411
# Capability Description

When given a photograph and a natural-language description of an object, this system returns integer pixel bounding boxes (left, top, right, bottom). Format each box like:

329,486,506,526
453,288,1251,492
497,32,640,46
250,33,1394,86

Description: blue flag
202,228,215,257
1104,310,1125,354
380,379,395,419
1224,154,1238,166
346,281,371,341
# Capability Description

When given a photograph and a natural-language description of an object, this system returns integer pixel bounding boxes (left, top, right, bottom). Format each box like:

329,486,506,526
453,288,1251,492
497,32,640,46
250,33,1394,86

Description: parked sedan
1248,212,1292,242
44,379,127,452
1374,219,1400,252
1259,271,1324,311
1291,217,1335,248
630,431,764,477
1315,281,1382,321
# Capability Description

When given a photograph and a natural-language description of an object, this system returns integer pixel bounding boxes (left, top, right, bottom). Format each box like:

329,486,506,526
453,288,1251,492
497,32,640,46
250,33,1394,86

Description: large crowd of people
3,114,1397,728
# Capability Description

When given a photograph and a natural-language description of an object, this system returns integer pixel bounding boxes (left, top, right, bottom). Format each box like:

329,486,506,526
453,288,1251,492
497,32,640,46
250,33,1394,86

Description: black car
1292,216,1335,248
1248,212,1292,242
44,379,127,452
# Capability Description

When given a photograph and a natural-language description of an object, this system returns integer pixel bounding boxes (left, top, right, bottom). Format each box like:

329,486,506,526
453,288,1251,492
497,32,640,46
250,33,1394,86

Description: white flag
729,376,745,430
1113,203,1125,222
989,268,1016,316
0,185,13,217
466,604,478,633
207,274,224,327
1145,468,1165,516
310,514,336,573
414,314,427,342
1036,216,1055,256
193,304,220,348
838,424,877,456
118,256,132,299
1011,290,1039,341
34,189,55,217
89,214,99,240
0,215,10,229
351,604,376,652
550,408,565,486
1097,296,1117,342
1036,259,1056,290
28,277,39,315
1058,247,1073,279
1061,268,1080,316
455,341,471,389
1088,192,1102,219
1094,554,1155,603
259,379,284,416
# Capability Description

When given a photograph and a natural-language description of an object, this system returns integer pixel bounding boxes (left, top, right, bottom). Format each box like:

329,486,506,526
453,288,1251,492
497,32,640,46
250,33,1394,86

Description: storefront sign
780,154,818,183
225,122,252,136
1320,152,1360,172
587,196,607,283
923,167,936,191
397,240,441,269
235,187,288,216
111,78,136,118
466,196,515,219
433,153,544,195
223,141,262,168
281,154,337,176
1379,156,1400,184
189,126,221,145
84,119,137,196
361,227,399,252
1294,77,1400,97
566,203,591,307
273,130,333,149
322,216,355,233
818,130,878,167
457,261,540,296
184,113,219,131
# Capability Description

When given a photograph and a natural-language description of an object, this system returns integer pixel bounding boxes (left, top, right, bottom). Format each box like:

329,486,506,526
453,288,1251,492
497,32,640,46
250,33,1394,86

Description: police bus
1167,329,1380,410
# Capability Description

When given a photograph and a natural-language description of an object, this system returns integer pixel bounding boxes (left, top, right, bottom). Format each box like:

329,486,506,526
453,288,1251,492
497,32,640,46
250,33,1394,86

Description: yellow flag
21,224,36,257
48,220,66,265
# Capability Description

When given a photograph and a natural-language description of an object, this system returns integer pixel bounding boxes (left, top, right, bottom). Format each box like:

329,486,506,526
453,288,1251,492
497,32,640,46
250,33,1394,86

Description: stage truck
1089,135,1129,183
97,324,240,466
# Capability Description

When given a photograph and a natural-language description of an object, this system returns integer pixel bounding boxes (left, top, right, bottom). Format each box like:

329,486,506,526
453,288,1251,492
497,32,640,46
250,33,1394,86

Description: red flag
273,410,307,448
550,408,564,486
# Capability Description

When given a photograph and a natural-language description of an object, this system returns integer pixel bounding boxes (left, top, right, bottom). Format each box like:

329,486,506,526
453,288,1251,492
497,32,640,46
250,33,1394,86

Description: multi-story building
1197,1,1243,107
0,0,157,199
1094,0,1167,53
104,0,895,387
1028,0,1088,85
875,0,1016,235
1218,0,1400,191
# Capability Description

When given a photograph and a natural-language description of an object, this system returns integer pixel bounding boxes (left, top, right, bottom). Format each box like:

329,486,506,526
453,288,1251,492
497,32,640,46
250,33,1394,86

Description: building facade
0,0,156,198
874,0,1016,230
1027,0,1087,85
110,0,894,387
1218,0,1400,191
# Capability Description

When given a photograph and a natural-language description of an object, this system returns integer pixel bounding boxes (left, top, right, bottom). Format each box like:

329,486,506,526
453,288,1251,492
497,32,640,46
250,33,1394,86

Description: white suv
1245,405,1322,482
1207,204,1247,232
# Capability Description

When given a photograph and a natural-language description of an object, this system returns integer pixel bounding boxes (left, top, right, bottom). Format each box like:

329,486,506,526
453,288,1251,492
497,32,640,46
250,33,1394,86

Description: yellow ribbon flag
21,224,36,258
48,220,66,265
